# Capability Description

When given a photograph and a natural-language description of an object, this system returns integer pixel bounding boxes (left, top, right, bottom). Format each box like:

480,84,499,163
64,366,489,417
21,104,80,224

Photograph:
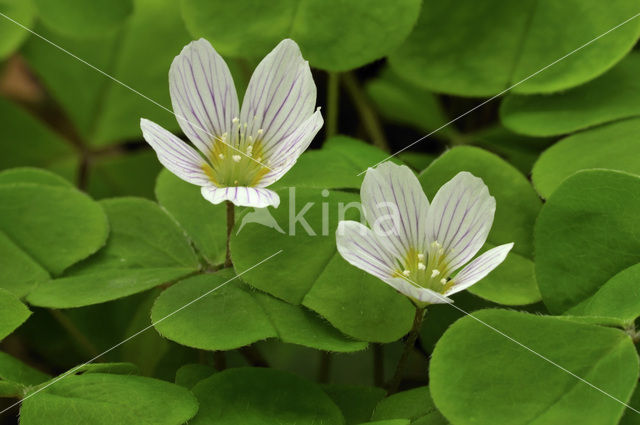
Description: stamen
431,269,440,278
402,270,411,277
417,253,425,260
232,155,241,162
234,180,239,185
232,117,239,124
418,262,426,270
440,278,447,285
257,128,264,136
218,153,225,159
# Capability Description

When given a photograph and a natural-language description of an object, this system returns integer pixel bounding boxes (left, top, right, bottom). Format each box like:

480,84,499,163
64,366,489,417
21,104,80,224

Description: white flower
336,162,513,305
140,38,323,208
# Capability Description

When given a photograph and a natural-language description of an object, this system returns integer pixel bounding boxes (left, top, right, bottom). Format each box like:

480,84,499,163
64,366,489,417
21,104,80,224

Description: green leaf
20,373,199,425
567,264,640,324
323,385,386,425
535,170,640,313
0,289,30,340
359,421,411,425
22,0,191,146
0,351,49,397
120,289,172,377
0,180,109,276
27,197,200,308
231,188,415,342
468,125,553,175
501,53,640,137
273,136,398,191
419,147,542,305
175,364,216,389
152,270,366,352
87,150,162,199
321,137,402,174
0,352,49,387
181,0,421,71
620,385,640,425
32,0,133,38
190,367,345,424
68,362,139,376
371,387,447,424
420,291,498,355
365,69,458,141
0,230,49,298
0,0,36,58
0,98,78,179
389,0,640,96
532,118,640,198
396,153,437,173
430,309,639,425
0,167,73,188
155,169,226,265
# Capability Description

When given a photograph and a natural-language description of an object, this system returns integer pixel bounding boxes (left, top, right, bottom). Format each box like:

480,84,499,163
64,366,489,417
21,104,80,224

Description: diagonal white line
401,275,640,415
0,11,272,171
0,250,283,416
357,10,640,176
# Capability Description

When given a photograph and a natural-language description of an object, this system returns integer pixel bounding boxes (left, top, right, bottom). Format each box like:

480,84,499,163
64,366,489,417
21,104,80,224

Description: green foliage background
1,0,640,424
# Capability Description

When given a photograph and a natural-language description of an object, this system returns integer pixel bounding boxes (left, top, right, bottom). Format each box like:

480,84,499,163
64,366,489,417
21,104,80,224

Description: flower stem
326,71,339,138
342,72,389,151
213,351,227,371
48,309,99,358
317,351,332,383
225,200,234,268
386,306,426,394
239,345,269,367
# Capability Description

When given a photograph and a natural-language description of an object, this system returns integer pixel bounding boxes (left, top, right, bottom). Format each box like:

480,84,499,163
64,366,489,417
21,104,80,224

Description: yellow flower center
201,119,270,187
394,241,451,292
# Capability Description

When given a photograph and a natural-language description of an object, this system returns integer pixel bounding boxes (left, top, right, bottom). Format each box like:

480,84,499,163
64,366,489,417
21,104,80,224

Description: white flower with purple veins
336,162,513,306
140,38,323,208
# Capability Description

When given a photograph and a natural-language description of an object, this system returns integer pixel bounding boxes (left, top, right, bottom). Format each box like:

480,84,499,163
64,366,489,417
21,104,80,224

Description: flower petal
426,172,496,273
360,162,430,260
257,109,323,187
170,38,239,157
336,221,397,283
240,39,316,152
201,186,280,208
445,243,513,296
140,118,210,186
386,278,453,305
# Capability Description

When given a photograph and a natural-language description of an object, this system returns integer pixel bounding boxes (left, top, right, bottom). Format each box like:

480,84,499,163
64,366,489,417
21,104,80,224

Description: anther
417,253,425,260
440,278,447,285
218,153,224,159
418,262,426,270
402,270,411,277
257,128,264,135
232,117,239,124
232,155,241,162
431,269,440,278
